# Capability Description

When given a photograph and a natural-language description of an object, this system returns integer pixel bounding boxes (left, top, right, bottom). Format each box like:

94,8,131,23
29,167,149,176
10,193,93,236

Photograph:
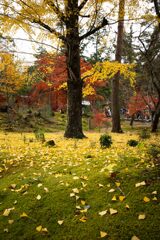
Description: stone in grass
45,140,56,147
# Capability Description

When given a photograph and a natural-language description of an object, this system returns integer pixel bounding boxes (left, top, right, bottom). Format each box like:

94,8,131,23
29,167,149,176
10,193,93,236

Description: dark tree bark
151,101,160,132
63,0,108,138
63,1,84,138
111,0,125,133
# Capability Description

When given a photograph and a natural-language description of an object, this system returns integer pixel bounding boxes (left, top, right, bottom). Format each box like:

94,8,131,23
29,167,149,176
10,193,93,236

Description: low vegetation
0,131,160,240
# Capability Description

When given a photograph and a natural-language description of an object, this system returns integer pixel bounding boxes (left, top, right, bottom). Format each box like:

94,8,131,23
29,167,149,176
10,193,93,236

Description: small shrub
45,140,55,147
100,134,112,148
139,128,150,139
34,128,45,143
148,144,160,159
147,144,160,167
127,139,139,147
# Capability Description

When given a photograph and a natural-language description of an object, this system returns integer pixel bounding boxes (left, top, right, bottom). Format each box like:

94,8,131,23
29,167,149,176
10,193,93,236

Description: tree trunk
151,101,160,132
111,0,125,133
64,0,85,138
130,114,135,127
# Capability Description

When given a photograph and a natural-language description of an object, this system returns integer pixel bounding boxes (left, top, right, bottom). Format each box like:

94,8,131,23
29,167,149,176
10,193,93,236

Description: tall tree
0,0,109,138
111,0,125,133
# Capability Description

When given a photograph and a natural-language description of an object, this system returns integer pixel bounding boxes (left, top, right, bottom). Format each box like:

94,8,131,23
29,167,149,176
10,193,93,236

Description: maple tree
27,52,109,112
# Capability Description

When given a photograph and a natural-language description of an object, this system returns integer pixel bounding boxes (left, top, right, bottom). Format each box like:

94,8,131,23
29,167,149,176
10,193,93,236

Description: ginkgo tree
0,53,25,100
0,0,110,138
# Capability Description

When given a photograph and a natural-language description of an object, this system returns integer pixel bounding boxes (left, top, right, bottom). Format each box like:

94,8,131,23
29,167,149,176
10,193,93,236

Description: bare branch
78,0,89,11
79,18,108,41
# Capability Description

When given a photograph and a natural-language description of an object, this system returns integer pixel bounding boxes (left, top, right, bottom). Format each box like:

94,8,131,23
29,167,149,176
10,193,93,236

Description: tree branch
32,19,66,42
153,0,160,18
45,0,66,23
78,0,89,11
79,18,108,41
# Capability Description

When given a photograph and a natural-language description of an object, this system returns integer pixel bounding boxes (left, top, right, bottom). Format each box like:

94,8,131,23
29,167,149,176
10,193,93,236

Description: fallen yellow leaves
36,195,41,200
138,214,146,220
135,181,146,187
36,225,48,233
131,236,140,240
112,195,117,201
98,210,107,216
79,216,87,222
143,196,150,203
100,231,108,238
20,212,28,218
119,195,125,202
109,208,118,215
3,207,15,216
58,220,64,225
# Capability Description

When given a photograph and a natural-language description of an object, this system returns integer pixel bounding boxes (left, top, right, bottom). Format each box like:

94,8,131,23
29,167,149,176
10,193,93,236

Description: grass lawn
0,131,160,240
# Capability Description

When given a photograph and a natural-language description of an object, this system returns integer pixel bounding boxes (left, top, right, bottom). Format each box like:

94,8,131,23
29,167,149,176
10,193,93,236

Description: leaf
152,196,157,201
36,195,41,200
72,188,79,194
10,184,17,189
135,181,146,187
109,208,118,215
44,187,49,192
42,227,48,233
115,182,121,187
100,231,108,238
20,212,28,218
3,209,11,217
99,210,107,216
76,196,80,200
73,176,79,180
3,208,14,217
138,214,146,220
131,236,140,240
36,225,42,232
80,209,88,213
108,189,115,193
8,219,14,224
152,191,157,195
76,206,81,209
98,184,104,188
37,183,43,187
79,216,87,222
125,204,130,209
112,195,117,201
58,220,64,225
143,196,150,202
70,193,75,197
81,200,86,205
119,196,125,202
81,182,87,187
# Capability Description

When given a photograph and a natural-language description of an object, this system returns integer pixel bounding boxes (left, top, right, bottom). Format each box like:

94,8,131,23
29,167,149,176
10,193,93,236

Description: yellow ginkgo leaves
99,210,107,216
109,208,118,215
3,207,15,217
79,216,87,222
57,220,64,225
36,225,48,233
138,214,146,220
20,212,28,218
100,231,108,238
143,196,150,203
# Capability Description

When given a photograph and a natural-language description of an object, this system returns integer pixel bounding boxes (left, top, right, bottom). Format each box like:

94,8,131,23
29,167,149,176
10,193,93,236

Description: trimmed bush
139,128,150,139
127,139,139,147
100,134,112,148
